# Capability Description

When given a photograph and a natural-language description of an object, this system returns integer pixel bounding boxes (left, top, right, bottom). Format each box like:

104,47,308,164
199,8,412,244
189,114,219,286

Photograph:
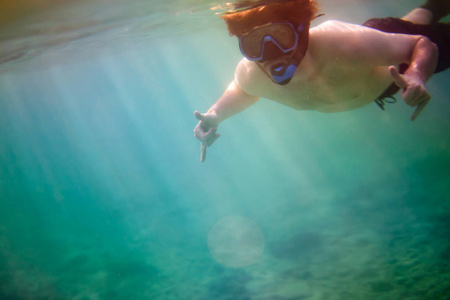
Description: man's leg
403,0,450,24
402,8,433,24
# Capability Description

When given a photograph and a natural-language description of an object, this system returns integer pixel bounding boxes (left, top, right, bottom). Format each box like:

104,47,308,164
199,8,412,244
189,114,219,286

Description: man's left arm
388,36,438,120
329,22,439,120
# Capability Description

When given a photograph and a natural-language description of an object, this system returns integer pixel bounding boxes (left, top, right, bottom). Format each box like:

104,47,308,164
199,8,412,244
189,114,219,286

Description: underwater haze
0,0,449,299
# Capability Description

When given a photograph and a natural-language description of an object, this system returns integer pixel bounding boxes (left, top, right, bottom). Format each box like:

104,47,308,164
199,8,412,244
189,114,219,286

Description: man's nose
260,41,285,62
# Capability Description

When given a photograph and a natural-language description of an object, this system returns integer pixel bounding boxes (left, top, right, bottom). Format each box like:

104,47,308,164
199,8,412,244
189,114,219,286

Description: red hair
221,0,321,36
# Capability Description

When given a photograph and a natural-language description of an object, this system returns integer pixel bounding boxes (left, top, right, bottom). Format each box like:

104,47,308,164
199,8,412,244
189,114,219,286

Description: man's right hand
194,110,221,162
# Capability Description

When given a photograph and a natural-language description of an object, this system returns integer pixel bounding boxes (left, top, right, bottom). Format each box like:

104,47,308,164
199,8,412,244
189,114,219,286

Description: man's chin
257,57,300,85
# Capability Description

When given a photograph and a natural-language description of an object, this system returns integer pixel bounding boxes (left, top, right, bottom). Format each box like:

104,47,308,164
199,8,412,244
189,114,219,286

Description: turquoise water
0,0,449,299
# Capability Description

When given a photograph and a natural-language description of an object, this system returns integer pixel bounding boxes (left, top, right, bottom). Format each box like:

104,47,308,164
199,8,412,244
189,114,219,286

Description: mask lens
240,23,298,60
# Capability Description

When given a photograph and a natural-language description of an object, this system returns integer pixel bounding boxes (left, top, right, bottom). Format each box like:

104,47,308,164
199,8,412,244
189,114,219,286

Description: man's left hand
389,65,430,121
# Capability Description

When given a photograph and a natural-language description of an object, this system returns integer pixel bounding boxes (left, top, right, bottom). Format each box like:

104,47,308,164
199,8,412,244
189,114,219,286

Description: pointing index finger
411,99,429,121
200,142,207,162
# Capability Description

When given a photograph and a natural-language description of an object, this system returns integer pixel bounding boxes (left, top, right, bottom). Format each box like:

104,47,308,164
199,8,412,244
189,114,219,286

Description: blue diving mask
239,23,301,61
238,22,306,85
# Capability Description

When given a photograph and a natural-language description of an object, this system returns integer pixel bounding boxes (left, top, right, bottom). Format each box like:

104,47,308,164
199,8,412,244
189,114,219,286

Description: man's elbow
418,36,438,60
410,36,438,74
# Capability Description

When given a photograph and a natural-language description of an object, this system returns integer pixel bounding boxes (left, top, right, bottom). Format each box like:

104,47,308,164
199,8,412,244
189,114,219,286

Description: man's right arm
194,79,260,162
205,80,260,123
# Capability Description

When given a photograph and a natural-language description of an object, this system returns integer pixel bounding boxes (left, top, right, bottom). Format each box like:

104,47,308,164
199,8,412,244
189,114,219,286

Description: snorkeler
194,0,450,162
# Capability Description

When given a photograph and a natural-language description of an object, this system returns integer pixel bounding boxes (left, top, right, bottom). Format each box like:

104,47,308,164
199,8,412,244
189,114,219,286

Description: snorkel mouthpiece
271,63,297,85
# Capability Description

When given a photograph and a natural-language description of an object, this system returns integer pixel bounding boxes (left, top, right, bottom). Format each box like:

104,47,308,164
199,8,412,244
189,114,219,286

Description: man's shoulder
234,59,272,96
309,19,401,53
314,19,351,27
311,20,367,34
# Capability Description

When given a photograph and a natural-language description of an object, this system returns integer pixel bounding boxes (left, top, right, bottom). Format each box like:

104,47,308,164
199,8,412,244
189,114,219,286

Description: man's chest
256,64,393,112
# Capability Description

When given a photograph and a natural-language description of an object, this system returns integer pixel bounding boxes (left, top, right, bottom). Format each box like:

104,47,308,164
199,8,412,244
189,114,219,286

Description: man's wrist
403,64,429,83
207,108,222,123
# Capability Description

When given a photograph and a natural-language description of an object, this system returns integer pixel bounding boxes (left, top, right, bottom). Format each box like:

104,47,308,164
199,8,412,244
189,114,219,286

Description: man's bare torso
235,20,422,113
